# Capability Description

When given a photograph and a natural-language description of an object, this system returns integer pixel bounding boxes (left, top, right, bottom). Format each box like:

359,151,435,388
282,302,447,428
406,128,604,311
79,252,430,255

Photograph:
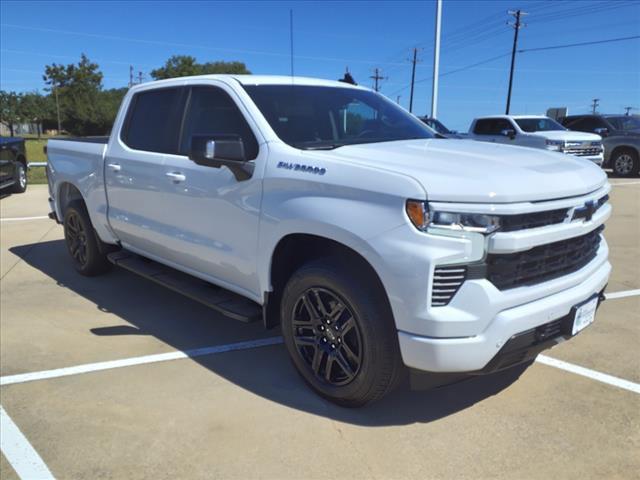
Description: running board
107,251,261,323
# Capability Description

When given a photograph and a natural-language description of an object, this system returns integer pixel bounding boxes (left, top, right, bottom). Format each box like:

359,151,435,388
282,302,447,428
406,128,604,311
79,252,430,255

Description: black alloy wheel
65,210,88,267
291,287,363,386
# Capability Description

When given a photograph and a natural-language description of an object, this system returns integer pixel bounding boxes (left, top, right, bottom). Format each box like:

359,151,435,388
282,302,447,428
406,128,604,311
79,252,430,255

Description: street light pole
430,0,442,118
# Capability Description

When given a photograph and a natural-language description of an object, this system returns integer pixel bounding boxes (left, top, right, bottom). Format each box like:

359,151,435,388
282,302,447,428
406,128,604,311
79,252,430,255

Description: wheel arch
263,232,393,329
56,181,85,217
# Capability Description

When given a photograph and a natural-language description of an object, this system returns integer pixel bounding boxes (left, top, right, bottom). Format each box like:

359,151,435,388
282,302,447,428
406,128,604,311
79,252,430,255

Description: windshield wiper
298,144,345,150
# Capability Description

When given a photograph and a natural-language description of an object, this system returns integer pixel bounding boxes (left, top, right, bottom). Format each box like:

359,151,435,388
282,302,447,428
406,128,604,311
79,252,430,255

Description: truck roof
473,114,550,120
129,74,366,92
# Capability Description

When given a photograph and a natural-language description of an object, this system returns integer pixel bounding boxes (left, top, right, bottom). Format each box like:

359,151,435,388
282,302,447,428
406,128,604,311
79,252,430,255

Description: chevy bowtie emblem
572,201,596,222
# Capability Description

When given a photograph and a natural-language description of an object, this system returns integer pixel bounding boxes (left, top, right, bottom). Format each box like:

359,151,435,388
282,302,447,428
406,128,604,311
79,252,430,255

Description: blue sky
1,0,639,131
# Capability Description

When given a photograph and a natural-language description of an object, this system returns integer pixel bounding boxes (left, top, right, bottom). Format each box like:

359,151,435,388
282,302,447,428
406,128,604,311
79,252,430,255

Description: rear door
105,86,186,258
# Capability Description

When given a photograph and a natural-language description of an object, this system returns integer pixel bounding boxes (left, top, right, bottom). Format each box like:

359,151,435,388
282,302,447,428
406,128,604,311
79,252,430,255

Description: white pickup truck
46,75,611,406
469,115,604,166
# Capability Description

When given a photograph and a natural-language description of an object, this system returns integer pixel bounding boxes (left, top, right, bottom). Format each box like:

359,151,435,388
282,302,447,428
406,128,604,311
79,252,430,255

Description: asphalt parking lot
1,180,639,480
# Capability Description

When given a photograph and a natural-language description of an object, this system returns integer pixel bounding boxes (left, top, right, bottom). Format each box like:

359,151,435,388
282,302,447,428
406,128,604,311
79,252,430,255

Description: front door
154,84,265,297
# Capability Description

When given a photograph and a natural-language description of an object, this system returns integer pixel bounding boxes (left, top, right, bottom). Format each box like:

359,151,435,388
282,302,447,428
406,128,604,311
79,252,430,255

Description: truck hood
320,139,606,203
529,130,601,142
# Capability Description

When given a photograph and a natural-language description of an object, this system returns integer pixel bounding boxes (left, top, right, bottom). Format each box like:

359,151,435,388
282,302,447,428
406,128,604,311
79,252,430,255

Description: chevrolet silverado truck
469,115,604,166
46,76,611,406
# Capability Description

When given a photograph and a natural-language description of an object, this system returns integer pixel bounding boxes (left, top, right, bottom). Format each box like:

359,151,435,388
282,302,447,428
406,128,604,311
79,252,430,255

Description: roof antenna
289,9,295,81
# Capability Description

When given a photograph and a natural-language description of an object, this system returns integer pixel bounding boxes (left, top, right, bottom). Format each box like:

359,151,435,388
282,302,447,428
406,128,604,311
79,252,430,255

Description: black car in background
561,114,640,177
0,137,28,193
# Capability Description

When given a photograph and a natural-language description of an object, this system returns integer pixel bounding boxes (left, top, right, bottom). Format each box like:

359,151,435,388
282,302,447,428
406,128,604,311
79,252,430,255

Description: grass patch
25,138,48,184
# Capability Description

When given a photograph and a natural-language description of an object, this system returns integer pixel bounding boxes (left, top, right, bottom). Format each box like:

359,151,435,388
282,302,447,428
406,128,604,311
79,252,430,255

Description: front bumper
397,255,610,372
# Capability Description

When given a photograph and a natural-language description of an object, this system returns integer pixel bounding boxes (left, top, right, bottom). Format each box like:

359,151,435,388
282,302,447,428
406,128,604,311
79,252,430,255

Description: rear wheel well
16,155,27,167
610,145,638,160
265,234,391,328
57,183,84,216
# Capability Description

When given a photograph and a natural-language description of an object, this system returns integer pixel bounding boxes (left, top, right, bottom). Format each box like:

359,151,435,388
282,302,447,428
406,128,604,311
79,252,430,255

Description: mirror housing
500,128,516,139
188,135,253,181
594,127,609,137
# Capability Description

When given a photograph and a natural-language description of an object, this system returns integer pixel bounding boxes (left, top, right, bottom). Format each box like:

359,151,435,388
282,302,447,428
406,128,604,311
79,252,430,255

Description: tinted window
564,117,601,133
514,117,566,132
473,118,513,135
606,116,640,131
123,88,182,153
179,87,259,160
243,85,433,150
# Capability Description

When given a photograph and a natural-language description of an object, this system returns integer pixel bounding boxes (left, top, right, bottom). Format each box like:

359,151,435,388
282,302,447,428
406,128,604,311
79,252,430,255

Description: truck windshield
243,85,434,149
514,117,567,132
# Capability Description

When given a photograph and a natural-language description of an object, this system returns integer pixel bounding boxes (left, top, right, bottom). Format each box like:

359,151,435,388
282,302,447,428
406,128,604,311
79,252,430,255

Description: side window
492,119,513,133
567,118,598,133
473,119,492,134
179,86,259,160
123,88,183,154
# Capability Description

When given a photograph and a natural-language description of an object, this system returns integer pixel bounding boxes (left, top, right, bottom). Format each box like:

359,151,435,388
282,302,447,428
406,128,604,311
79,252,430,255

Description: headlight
591,141,603,150
545,139,564,151
406,200,500,234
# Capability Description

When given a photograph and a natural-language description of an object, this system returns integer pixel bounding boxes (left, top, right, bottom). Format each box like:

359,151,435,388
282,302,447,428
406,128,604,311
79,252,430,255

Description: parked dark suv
0,137,28,193
561,114,640,177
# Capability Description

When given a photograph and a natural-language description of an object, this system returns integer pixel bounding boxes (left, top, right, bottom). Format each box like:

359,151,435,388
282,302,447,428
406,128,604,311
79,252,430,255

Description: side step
107,251,261,323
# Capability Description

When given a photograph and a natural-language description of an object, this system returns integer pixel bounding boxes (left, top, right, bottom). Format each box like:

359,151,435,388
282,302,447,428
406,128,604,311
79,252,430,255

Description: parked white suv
46,76,611,406
469,115,604,165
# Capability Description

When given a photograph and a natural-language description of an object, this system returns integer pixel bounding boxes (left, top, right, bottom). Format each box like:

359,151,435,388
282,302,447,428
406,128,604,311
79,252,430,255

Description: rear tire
611,148,639,177
63,200,112,276
281,258,404,407
10,162,27,194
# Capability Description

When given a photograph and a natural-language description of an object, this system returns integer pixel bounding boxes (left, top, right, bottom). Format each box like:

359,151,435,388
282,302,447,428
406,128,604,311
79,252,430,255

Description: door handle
165,171,186,183
107,163,121,172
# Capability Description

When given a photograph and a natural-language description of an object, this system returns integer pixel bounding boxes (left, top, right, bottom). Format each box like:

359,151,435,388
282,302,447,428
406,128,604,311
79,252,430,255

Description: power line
519,35,640,53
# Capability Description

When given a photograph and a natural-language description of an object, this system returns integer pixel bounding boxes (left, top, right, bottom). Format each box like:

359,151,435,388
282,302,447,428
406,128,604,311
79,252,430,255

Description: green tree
19,92,53,137
150,55,250,80
0,90,21,136
43,54,106,135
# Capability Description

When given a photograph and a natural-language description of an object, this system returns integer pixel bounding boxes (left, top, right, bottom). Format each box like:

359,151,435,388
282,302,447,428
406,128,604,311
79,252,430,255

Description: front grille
564,147,601,156
501,208,569,232
431,266,467,306
486,226,604,290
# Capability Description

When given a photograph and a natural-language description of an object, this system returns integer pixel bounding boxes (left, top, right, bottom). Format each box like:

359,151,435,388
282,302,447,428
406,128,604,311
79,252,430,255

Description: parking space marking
0,406,55,480
536,355,640,394
0,337,283,386
605,289,640,300
611,181,640,186
0,215,50,222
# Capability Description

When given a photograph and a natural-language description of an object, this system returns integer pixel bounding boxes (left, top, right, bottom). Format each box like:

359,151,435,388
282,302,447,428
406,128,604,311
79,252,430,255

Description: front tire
63,201,111,276
612,148,639,177
281,258,404,407
11,162,27,194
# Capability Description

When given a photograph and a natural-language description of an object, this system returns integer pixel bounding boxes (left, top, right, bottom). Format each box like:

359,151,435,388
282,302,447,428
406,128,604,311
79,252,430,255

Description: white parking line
0,215,49,222
605,289,640,300
0,337,283,386
0,405,55,480
611,181,640,186
536,355,640,394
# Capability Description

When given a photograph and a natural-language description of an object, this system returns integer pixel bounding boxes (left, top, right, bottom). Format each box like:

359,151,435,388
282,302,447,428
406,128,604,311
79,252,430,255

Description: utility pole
591,98,600,114
624,106,633,115
505,9,527,114
129,65,134,88
54,80,61,133
430,0,443,118
396,95,401,104
138,71,143,84
409,47,419,113
370,68,385,92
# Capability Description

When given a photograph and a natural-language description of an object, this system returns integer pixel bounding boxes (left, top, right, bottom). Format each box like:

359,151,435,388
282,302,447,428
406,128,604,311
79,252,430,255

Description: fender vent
431,266,467,307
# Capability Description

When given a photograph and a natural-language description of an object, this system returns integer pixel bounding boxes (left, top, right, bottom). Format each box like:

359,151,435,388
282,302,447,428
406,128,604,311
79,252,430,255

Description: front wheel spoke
312,290,330,316
334,350,355,380
302,292,321,321
341,341,360,366
328,302,345,322
340,316,356,335
324,355,335,381
294,335,316,347
311,347,324,374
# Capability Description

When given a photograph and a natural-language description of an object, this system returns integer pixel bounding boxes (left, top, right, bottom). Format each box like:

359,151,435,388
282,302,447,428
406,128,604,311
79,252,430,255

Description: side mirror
594,127,609,137
500,128,516,139
188,135,253,181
